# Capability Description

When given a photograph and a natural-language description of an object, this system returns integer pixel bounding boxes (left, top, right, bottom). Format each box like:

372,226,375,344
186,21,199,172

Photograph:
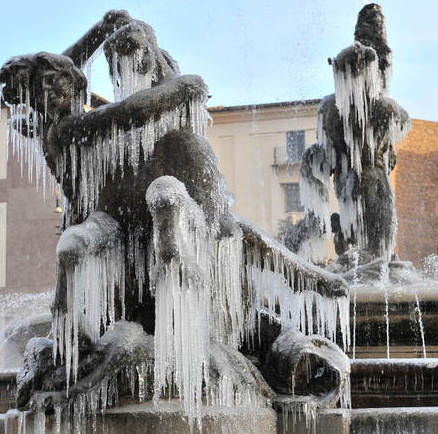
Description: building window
286,130,305,163
283,183,304,212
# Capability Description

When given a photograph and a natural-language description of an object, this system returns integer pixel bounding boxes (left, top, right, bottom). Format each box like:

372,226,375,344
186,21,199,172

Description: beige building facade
207,100,337,257
0,106,60,297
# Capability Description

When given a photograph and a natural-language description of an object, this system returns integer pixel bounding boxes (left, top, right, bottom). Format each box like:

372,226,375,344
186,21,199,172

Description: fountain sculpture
0,8,351,434
3,3,437,433
291,4,410,267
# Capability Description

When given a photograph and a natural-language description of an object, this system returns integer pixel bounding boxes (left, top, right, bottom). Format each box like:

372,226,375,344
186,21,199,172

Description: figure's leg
54,211,122,312
52,211,124,386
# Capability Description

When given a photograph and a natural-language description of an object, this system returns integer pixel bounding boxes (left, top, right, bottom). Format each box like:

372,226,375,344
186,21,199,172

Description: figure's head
354,3,391,80
103,20,179,97
0,52,86,120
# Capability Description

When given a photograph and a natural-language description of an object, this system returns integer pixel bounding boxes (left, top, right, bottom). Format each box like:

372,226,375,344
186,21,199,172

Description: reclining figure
1,10,349,427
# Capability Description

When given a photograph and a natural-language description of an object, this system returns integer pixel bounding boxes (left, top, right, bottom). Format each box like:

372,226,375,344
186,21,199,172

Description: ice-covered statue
1,10,350,431
298,4,410,264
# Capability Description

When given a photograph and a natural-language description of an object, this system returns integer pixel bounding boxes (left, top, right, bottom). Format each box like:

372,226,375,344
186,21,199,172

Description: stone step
0,401,277,434
351,358,438,408
320,407,438,434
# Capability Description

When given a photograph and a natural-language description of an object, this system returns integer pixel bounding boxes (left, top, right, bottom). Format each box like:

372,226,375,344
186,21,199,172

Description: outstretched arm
49,74,208,149
62,10,132,67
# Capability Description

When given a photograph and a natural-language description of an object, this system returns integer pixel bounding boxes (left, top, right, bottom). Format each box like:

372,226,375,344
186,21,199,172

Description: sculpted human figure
1,9,350,425
299,4,410,265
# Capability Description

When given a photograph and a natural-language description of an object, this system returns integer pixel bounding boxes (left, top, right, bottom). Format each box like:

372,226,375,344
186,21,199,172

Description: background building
0,107,60,296
207,100,338,255
0,102,437,299
394,119,438,268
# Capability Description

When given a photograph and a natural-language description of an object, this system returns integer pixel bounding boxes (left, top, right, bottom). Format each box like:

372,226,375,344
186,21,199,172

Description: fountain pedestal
2,401,277,434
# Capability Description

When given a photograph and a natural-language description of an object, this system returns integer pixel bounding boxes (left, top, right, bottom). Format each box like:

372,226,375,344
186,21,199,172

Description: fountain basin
1,400,277,434
351,358,438,408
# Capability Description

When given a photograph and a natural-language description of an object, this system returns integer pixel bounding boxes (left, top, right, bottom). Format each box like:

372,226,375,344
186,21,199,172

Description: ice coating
147,176,252,428
269,330,351,431
147,176,211,427
1,9,354,432
239,216,350,350
333,42,381,176
52,212,125,390
299,4,410,261
65,97,207,217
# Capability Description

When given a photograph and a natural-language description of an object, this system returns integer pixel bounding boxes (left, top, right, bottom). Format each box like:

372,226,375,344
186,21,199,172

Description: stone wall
394,119,438,267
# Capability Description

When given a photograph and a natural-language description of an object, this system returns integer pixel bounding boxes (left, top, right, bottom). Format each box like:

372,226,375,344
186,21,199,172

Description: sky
0,0,437,121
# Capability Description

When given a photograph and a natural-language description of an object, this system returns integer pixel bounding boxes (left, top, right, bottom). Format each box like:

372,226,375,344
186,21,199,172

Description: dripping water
414,292,427,358
352,250,359,359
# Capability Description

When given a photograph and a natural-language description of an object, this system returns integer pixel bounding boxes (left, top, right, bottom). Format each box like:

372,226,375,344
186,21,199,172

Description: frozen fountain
293,3,438,433
1,4,437,434
0,8,351,434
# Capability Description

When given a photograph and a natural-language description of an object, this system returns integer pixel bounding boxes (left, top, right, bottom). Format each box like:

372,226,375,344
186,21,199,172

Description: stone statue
299,4,410,264
1,9,350,429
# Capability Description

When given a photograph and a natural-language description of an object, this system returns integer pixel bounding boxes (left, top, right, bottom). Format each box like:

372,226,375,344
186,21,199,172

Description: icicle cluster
210,230,245,348
4,86,54,199
31,371,138,434
147,177,249,429
127,228,147,302
2,83,85,228
299,145,332,235
111,51,155,102
275,397,318,434
333,42,382,176
148,178,212,429
64,98,208,217
52,238,125,391
243,238,350,351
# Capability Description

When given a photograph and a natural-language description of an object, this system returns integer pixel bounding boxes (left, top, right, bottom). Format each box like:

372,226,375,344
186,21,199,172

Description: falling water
384,289,390,359
352,250,360,359
414,292,427,358
379,263,390,359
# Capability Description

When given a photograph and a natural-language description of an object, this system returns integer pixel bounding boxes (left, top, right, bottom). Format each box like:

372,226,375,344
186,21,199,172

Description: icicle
352,250,359,358
148,177,211,430
243,242,349,348
333,42,382,176
83,43,105,108
5,90,56,200
52,238,125,387
111,50,152,102
210,229,244,348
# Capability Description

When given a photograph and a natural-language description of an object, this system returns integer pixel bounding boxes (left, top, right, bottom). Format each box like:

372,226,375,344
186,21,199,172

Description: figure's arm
62,10,132,67
49,74,208,149
371,96,410,171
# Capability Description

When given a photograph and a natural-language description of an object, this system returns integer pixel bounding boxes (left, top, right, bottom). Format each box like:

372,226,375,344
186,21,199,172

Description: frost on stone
52,212,125,391
268,330,351,431
300,144,331,234
302,4,411,261
333,42,381,176
239,217,350,351
19,321,155,431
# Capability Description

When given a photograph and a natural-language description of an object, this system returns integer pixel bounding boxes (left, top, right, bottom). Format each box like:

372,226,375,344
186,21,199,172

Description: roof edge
208,98,321,113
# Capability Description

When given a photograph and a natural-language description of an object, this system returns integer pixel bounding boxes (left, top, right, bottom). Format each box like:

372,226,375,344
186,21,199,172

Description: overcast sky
0,0,436,121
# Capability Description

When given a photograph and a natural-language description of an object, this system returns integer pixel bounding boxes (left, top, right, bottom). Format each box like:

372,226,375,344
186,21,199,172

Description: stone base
5,405,438,433
2,401,277,434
